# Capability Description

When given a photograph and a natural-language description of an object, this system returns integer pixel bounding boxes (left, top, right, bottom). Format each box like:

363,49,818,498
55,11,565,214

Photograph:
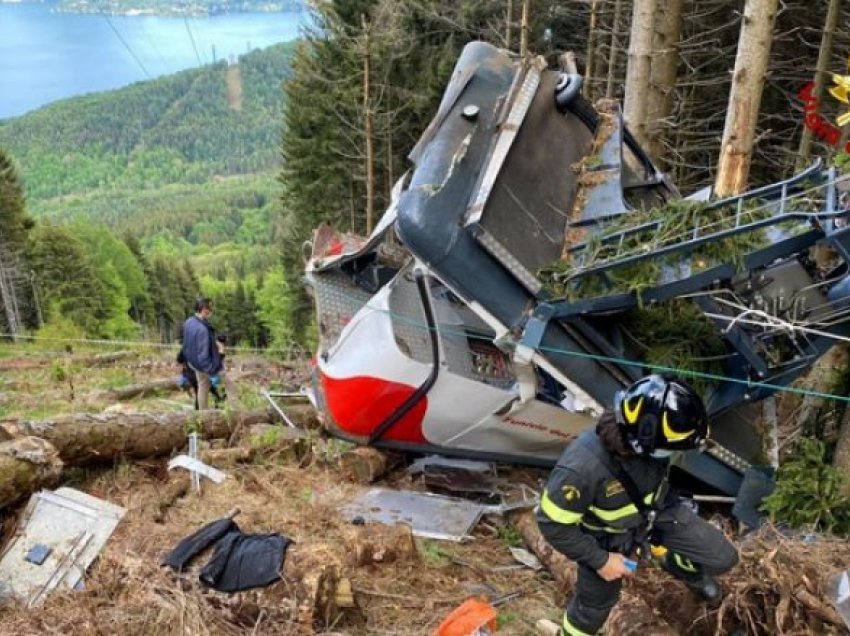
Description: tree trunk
362,15,375,235
508,510,575,592
605,0,623,99
834,400,850,497
505,0,514,51
623,0,657,148
0,436,63,509
646,0,683,166
0,246,21,339
714,0,779,198
796,0,840,169
0,407,316,465
584,0,599,100
97,378,179,401
519,0,530,57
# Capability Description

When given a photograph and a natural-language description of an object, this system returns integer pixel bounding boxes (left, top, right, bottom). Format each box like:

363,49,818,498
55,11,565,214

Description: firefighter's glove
210,374,221,389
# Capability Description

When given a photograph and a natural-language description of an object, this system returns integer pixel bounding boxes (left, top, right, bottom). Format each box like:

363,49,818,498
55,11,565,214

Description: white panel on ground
0,487,125,606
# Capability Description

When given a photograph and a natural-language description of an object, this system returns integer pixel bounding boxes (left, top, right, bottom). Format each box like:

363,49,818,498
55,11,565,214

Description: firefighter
537,374,738,636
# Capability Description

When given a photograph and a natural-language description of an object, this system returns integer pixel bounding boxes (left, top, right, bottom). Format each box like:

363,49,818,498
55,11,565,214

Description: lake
0,1,307,120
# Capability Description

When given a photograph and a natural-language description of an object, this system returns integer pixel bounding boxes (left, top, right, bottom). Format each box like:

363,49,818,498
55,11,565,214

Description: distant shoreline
2,0,304,18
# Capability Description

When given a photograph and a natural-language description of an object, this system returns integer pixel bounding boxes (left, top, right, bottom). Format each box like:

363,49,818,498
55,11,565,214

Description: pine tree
0,148,33,337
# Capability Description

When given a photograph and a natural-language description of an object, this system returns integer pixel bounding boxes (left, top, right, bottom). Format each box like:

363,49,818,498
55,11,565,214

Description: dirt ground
0,346,849,635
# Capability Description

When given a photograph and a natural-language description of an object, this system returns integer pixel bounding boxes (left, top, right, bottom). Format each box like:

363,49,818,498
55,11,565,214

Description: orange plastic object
435,597,498,636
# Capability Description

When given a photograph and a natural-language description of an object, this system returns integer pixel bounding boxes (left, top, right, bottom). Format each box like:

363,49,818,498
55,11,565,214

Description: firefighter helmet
613,375,709,454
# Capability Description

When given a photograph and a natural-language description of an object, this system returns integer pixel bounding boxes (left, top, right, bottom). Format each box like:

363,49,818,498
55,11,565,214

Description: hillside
0,42,294,204
0,42,297,347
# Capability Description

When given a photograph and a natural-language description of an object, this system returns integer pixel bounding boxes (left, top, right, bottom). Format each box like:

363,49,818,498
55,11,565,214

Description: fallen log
90,378,179,402
1,406,318,466
153,477,190,523
0,350,136,371
0,437,63,509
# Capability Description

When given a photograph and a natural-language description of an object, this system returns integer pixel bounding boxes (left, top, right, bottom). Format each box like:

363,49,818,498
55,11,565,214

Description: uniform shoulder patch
561,485,581,502
604,480,625,498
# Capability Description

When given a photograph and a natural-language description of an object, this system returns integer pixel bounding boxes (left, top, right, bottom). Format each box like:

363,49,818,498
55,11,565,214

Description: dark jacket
181,315,223,375
536,429,670,570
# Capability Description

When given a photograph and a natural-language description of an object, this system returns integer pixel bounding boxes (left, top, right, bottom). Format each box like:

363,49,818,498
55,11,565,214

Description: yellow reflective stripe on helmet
563,613,596,636
589,493,654,522
623,396,643,424
540,491,583,525
662,411,694,442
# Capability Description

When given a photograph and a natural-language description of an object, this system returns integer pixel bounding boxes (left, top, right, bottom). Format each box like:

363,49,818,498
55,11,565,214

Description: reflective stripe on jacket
535,429,669,569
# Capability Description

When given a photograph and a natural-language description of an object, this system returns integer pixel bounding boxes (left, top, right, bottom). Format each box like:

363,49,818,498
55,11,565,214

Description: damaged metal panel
0,487,125,606
340,488,485,542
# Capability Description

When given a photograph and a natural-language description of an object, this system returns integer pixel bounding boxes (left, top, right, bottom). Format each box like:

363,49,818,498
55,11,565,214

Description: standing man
181,298,224,410
537,375,738,635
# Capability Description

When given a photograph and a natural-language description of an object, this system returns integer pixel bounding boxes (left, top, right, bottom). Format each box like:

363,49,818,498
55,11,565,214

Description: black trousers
564,504,738,635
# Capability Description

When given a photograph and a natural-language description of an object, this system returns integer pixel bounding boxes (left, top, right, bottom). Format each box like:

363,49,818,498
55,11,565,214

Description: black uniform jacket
536,429,670,570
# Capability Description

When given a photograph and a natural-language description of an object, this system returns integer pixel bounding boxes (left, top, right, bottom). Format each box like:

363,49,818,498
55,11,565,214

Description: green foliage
418,539,450,568
497,524,523,549
495,611,519,629
761,438,850,534
35,315,86,351
833,152,850,173
250,426,283,448
255,266,293,348
0,44,294,202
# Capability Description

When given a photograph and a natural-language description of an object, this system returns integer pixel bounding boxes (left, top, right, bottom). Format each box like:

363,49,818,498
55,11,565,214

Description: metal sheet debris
408,456,500,496
508,546,543,571
340,488,486,542
0,487,126,607
168,454,226,484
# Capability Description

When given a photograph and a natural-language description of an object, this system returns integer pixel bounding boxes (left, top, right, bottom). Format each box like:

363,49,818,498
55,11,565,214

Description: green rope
321,284,850,404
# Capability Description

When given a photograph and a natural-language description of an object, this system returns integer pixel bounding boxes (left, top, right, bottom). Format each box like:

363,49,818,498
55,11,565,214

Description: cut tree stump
0,408,317,466
343,522,418,566
0,436,63,509
283,542,344,630
606,592,678,635
340,447,397,483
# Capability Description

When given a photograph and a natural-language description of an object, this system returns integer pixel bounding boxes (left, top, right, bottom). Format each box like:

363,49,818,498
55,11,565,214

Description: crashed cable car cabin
305,42,850,497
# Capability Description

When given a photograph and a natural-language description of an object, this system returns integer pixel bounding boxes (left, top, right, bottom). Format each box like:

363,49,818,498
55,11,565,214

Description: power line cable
184,15,203,66
103,15,153,80
307,281,850,405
